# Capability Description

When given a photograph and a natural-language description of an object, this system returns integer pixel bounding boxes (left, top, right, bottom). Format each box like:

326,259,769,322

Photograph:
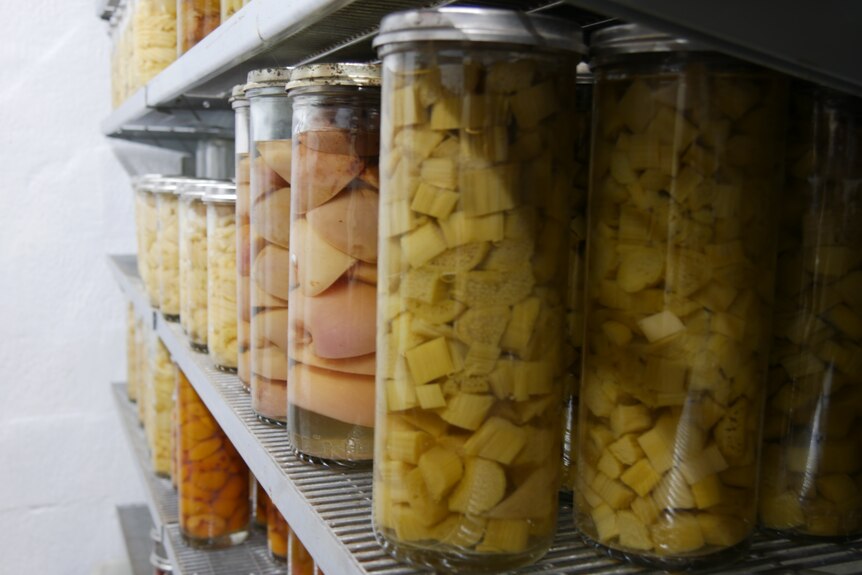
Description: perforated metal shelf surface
109,255,862,574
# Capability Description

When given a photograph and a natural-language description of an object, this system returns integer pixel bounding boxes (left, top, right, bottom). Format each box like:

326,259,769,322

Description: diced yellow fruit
439,212,505,248
610,151,638,184
461,126,509,163
602,320,633,347
618,510,654,550
425,241,490,272
395,128,445,159
680,444,728,485
488,465,555,519
401,410,449,437
454,305,511,347
407,298,466,325
487,362,513,400
621,459,661,497
500,296,541,355
638,310,686,343
651,512,705,554
512,425,555,466
653,469,696,510
592,471,636,510
378,459,413,485
589,425,616,454
760,491,804,529
410,182,459,219
405,337,455,385
822,304,862,339
400,222,447,268
607,434,644,467
712,312,746,341
458,164,520,216
804,245,856,277
430,96,461,130
418,446,464,501
816,474,859,504
667,250,712,296
598,450,625,479
386,377,418,412
415,384,447,409
402,268,447,304
435,513,487,547
510,80,558,128
591,503,619,542
714,398,748,461
391,85,428,127
431,137,460,159
610,404,653,437
403,467,450,526
387,429,434,465
691,474,724,509
463,342,499,376
463,416,527,464
583,376,615,418
391,506,435,541
449,457,507,514
618,79,656,132
696,513,748,547
420,157,458,190
514,395,554,424
440,393,496,431
617,248,665,293
478,519,530,553
670,166,704,203
631,496,660,525
511,360,555,401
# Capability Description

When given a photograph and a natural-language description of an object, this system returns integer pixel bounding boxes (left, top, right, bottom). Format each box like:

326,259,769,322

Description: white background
0,0,181,572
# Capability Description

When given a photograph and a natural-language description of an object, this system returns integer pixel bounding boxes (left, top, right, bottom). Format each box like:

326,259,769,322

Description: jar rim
244,67,293,93
591,23,710,61
286,62,381,91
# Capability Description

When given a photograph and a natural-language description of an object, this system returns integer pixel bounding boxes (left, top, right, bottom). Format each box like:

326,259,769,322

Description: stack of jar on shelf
124,6,862,573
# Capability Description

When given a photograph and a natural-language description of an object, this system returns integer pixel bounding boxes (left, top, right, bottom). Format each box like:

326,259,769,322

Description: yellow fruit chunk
653,470,696,510
459,164,520,216
651,512,705,554
714,398,748,462
696,513,748,547
415,384,447,409
418,446,464,501
618,79,656,133
592,471,636,510
440,393,496,431
439,212,504,247
816,474,859,504
479,519,530,553
510,80,558,128
403,467,450,525
631,496,660,525
637,414,678,474
602,320,633,346
822,304,862,339
386,376,418,412
435,513,487,547
679,444,728,485
387,429,433,465
499,296,541,356
429,96,460,130
598,451,625,479
391,85,428,127
405,337,455,385
449,457,507,514
608,434,645,466
610,404,653,437
395,127,445,159
667,250,712,296
617,248,665,293
620,459,661,497
411,182,459,219
638,310,686,343
618,510,654,550
591,503,619,542
691,474,723,509
400,222,448,268
420,157,458,190
463,342,499,376
488,465,555,519
455,305,511,347
402,268,447,304
760,491,804,528
463,416,527,464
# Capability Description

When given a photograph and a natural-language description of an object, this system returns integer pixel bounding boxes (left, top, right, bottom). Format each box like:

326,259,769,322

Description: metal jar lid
590,23,709,63
202,181,237,204
373,7,586,56
179,178,223,200
230,83,248,106
244,67,293,92
153,176,195,195
285,63,381,92
131,174,162,193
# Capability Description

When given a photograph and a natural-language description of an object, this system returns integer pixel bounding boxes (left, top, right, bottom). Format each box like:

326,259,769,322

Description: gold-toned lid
286,63,381,92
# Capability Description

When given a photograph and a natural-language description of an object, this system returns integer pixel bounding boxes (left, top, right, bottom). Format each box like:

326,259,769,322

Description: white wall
0,1,180,572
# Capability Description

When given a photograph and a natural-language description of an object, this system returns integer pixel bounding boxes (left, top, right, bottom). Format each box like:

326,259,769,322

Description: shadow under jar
246,67,293,425
372,8,586,572
575,24,788,570
232,84,253,391
759,83,862,540
286,63,381,466
204,182,239,372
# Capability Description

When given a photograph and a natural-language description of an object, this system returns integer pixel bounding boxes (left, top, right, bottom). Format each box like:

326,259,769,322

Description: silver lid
591,23,709,60
152,176,195,195
131,174,162,192
229,83,247,104
179,178,224,200
286,63,381,91
202,181,237,204
245,67,293,92
373,8,586,55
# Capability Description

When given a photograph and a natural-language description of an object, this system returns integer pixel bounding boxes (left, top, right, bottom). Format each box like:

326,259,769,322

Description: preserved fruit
178,0,220,56
205,183,239,371
233,84,252,390
179,181,210,351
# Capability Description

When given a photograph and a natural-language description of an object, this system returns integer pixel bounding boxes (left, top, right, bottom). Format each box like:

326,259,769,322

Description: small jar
246,67,293,424
252,475,268,528
575,24,787,569
372,8,586,571
289,529,315,575
132,0,176,86
177,0,220,56
148,335,175,477
233,84,253,391
759,84,862,540
286,63,380,465
177,368,250,548
135,175,160,308
179,180,211,351
204,182,238,372
156,178,185,321
267,498,288,562
127,304,140,403
220,0,245,22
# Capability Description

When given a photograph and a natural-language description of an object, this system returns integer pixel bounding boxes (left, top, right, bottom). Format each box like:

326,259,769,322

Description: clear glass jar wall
286,64,381,465
136,181,160,308
157,181,182,320
179,182,210,351
289,528,315,575
246,68,293,424
253,475,268,528
759,85,862,539
575,25,787,569
233,86,253,391
137,315,152,425
205,184,239,371
372,8,585,571
177,368,250,548
132,0,177,86
178,0,220,56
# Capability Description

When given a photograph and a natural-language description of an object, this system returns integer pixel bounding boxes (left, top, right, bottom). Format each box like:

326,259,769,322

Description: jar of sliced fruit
759,83,862,540
246,67,293,424
232,84,253,391
286,63,380,465
372,8,586,571
576,24,787,569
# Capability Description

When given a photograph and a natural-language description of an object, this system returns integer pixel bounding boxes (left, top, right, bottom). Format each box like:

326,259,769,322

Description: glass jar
204,182,238,371
246,67,293,424
127,304,140,403
759,84,862,540
575,24,787,569
135,175,161,308
267,498,288,561
372,8,586,571
132,0,176,86
285,63,381,465
289,529,315,575
138,315,152,425
147,334,175,477
170,383,178,488
177,368,250,548
252,475,268,528
220,0,245,22
233,84,253,391
177,0,220,56
156,178,185,321
179,180,211,351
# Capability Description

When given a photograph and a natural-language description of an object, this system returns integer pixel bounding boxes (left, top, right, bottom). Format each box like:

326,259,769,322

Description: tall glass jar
759,85,862,540
177,0,220,56
149,334,176,477
156,178,185,321
179,180,211,351
170,382,179,488
135,175,160,308
204,182,238,371
575,24,787,569
267,498,288,561
246,68,293,424
233,84,253,391
127,304,140,403
132,0,176,86
286,63,380,465
372,8,586,571
177,368,250,548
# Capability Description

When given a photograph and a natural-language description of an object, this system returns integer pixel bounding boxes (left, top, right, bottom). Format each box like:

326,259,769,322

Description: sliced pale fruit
252,244,292,300
252,187,291,248
418,446,463,501
449,457,506,514
291,281,376,359
289,363,375,428
292,142,364,213
297,128,378,157
252,308,288,350
306,186,378,263
252,345,288,381
256,140,293,183
289,340,375,375
291,218,356,297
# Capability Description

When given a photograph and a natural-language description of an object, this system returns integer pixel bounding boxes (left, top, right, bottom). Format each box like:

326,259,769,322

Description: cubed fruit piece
463,416,527,464
488,465,555,519
602,320,633,347
405,337,455,385
816,474,859,504
666,250,712,296
386,377,418,412
651,512,705,554
510,80,558,128
459,164,520,216
421,157,458,190
439,212,504,247
608,434,645,466
592,471,637,510
501,296,542,355
591,503,619,542
464,342,499,376
433,513,486,547
387,429,433,465
430,96,461,131
621,459,661,497
679,444,729,485
411,182,459,220
583,375,615,418
511,360,554,400
478,519,531,553
455,305,512,346
653,470,696,510
400,222,448,268
618,79,657,132
618,510,654,550
395,127,445,159
440,393,496,431
391,85,428,127
822,304,862,339
418,446,464,501
691,474,723,509
402,267,447,304
637,415,677,474
449,457,507,514
617,248,665,293
714,398,748,461
696,513,748,547
638,310,686,343
610,404,653,437
631,496,660,525
403,467,451,526
598,451,625,479
415,384,447,409
759,491,804,529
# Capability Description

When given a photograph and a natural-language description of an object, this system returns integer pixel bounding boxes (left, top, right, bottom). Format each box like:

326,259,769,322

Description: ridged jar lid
229,83,248,104
286,63,381,91
202,181,237,204
131,174,162,192
179,178,224,200
373,7,586,55
152,176,195,195
591,23,709,61
244,67,293,91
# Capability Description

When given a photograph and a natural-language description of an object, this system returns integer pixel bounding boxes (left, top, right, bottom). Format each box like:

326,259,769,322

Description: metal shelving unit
117,504,155,575
109,255,862,575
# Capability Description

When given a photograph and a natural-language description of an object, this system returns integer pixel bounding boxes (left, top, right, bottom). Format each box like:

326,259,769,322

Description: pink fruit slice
252,244,291,301
289,363,375,428
290,340,375,376
257,140,293,183
291,217,355,297
253,187,291,248
292,141,364,214
306,186,378,263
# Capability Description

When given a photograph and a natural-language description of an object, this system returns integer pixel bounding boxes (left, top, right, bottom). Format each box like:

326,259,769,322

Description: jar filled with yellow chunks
177,0,220,56
760,84,862,540
148,335,176,477
233,84,253,391
138,314,152,425
135,175,161,308
267,498,287,561
372,8,586,571
220,0,245,22
132,0,176,86
156,178,186,321
178,368,250,548
127,304,140,403
179,180,212,351
204,182,239,372
285,63,380,465
575,24,788,569
246,67,293,424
